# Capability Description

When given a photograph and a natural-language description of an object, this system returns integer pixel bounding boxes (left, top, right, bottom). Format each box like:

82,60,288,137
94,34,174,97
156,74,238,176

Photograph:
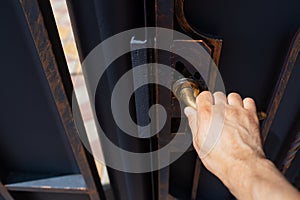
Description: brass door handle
173,78,266,120
173,78,200,109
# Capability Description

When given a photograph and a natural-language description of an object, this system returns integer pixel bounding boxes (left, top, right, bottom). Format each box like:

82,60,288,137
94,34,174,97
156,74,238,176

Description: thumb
184,107,198,137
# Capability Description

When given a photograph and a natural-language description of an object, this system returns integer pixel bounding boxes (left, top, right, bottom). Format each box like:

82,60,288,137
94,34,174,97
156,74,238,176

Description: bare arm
184,91,300,200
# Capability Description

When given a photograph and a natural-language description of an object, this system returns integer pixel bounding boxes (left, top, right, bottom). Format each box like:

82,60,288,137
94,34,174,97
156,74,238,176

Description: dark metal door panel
65,0,300,199
185,0,300,111
66,0,155,200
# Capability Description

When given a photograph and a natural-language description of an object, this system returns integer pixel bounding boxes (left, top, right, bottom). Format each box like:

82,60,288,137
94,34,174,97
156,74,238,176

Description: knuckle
252,125,260,134
200,104,212,114
202,90,212,96
226,107,238,116
213,91,225,96
228,92,241,100
199,105,212,122
244,97,254,103
196,91,212,104
248,113,259,124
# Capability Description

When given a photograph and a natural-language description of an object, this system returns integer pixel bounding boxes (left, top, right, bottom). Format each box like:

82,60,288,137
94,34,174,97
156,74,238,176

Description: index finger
196,91,213,121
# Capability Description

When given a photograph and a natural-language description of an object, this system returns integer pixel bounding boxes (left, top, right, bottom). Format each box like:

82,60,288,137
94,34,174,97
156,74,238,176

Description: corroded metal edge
262,28,300,142
174,0,223,67
19,0,105,199
175,0,223,98
281,131,300,174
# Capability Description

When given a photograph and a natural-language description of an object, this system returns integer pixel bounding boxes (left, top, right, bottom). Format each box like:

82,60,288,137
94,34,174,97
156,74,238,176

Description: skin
184,91,300,200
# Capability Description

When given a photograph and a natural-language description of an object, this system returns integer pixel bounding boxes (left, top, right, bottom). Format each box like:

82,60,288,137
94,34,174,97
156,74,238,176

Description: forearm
224,158,300,200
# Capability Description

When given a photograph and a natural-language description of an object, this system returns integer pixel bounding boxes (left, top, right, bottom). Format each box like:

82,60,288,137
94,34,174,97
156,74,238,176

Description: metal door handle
173,78,266,120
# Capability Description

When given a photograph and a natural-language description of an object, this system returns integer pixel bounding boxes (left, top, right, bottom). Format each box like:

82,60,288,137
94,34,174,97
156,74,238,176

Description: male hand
184,91,300,200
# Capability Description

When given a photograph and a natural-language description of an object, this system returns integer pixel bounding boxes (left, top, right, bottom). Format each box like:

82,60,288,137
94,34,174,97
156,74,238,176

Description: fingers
227,93,243,107
184,107,198,137
196,92,256,112
243,97,257,113
196,91,213,122
213,91,227,105
196,91,213,105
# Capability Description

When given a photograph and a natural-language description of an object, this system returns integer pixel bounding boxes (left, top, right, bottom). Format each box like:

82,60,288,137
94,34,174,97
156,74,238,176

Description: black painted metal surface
171,0,300,199
66,0,300,199
7,0,297,200
185,0,300,111
66,0,155,200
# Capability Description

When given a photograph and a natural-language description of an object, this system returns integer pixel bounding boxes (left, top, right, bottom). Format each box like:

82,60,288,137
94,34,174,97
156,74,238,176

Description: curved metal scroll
175,0,223,67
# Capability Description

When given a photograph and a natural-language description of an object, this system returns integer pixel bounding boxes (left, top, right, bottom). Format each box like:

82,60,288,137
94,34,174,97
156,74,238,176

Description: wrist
224,157,274,199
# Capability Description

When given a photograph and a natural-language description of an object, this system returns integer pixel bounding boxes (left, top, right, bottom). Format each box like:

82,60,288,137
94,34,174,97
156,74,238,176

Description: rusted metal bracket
175,0,223,67
174,0,223,97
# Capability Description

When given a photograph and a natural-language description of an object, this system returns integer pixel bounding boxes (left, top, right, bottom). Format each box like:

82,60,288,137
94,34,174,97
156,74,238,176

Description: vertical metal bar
66,0,154,199
191,158,201,200
155,0,174,199
19,0,104,199
131,38,150,138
